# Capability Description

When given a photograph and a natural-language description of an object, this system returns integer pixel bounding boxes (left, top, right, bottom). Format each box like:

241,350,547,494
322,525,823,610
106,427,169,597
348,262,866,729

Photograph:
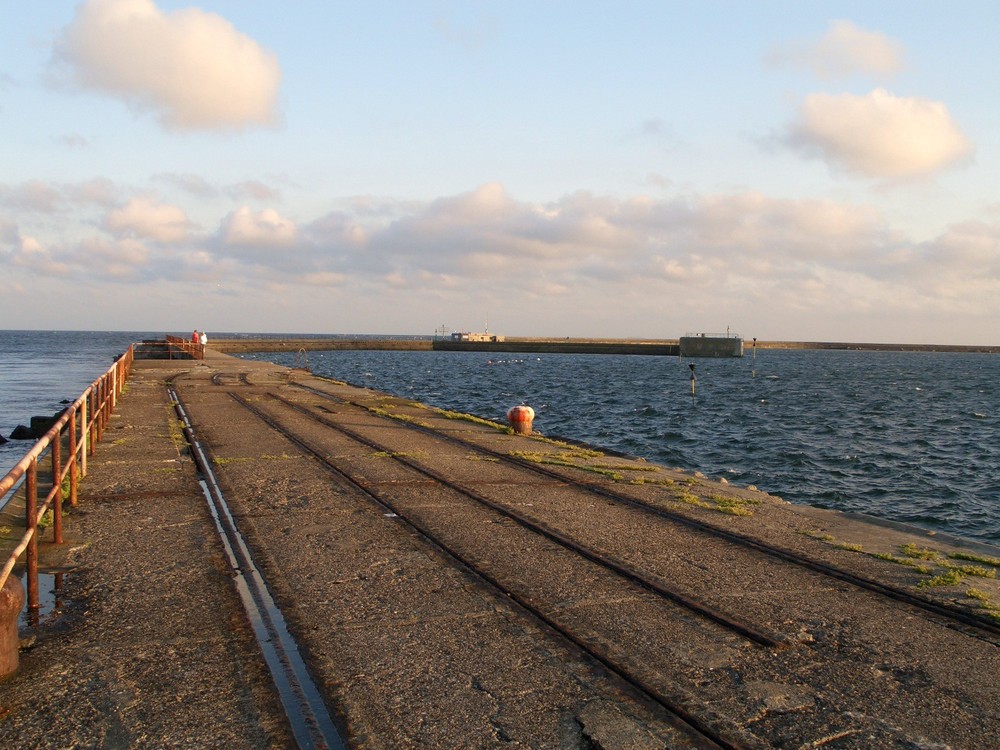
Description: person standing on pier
200,331,208,348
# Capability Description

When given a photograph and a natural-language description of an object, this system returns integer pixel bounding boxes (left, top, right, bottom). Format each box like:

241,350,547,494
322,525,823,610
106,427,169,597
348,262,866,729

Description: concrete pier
1,350,998,748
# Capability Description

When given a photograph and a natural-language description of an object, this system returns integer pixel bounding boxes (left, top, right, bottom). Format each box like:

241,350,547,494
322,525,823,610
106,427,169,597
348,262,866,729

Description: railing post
96,378,105,443
88,389,97,456
25,460,38,615
81,395,89,474
52,428,63,545
69,407,79,506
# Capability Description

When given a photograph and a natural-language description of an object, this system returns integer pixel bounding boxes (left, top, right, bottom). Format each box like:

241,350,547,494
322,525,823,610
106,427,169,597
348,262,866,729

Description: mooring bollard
0,574,25,678
507,405,535,435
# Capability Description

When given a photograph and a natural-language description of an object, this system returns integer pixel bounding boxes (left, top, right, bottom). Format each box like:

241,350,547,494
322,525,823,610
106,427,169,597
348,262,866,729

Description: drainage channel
169,387,344,750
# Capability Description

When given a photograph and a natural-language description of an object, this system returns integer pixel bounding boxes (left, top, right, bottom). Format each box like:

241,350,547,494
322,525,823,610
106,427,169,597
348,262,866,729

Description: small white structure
451,331,505,343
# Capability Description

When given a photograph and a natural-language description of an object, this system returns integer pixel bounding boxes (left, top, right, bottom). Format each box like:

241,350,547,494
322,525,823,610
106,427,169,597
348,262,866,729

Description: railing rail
0,344,134,618
164,335,204,360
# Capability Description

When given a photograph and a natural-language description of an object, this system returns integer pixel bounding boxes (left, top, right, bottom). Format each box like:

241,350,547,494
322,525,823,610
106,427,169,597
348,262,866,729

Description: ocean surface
237,346,1000,546
2,331,998,545
0,331,158,480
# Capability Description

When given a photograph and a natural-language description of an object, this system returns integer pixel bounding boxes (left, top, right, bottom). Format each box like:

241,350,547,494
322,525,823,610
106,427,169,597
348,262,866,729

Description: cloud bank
3,180,996,321
53,0,281,130
2,178,998,340
104,197,192,242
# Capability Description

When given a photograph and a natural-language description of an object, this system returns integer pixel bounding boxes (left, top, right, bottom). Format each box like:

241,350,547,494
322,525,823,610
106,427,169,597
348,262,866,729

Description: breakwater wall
209,337,676,355
752,340,1000,353
435,337,679,355
210,338,434,353
209,337,1000,355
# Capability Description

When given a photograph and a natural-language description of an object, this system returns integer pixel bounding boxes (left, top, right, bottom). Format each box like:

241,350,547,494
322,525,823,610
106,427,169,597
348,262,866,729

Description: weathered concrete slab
1,350,998,749
0,357,292,748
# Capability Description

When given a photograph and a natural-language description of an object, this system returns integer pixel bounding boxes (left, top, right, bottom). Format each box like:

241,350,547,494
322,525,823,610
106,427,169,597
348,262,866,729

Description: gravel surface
0,359,292,749
2,351,998,749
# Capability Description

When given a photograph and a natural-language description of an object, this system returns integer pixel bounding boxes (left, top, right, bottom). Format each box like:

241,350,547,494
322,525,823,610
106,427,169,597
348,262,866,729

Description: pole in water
751,337,757,378
689,363,696,398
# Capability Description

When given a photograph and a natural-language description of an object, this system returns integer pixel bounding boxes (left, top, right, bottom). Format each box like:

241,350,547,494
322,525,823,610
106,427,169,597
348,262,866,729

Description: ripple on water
234,348,1000,545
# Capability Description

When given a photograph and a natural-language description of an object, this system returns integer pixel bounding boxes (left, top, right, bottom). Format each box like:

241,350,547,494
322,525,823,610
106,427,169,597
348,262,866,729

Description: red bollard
0,574,25,678
507,405,535,435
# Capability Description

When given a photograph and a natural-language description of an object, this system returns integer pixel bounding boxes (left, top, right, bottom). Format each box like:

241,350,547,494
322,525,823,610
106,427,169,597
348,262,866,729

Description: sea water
238,347,1000,545
0,330,156,481
2,331,997,545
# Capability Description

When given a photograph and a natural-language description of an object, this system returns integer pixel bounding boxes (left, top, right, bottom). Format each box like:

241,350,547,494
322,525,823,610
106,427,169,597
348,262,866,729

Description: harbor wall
679,336,743,358
207,337,1000,355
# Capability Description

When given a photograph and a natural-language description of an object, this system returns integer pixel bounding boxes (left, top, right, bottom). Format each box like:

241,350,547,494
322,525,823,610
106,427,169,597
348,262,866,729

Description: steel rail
289,381,1000,643
265,391,787,649
168,387,344,750
226,390,758,750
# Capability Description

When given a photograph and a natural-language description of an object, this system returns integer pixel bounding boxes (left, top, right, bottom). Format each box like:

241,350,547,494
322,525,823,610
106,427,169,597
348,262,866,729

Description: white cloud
9,234,71,277
786,89,974,179
104,197,192,242
54,0,281,130
154,173,218,198
77,237,151,279
0,180,66,212
224,180,283,202
0,179,122,213
55,133,90,149
220,207,297,247
902,221,1000,303
64,178,121,207
433,4,500,50
768,20,905,79
300,271,347,287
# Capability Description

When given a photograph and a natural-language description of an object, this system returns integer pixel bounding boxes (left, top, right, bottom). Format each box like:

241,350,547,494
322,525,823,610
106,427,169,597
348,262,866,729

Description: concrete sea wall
208,337,1000,355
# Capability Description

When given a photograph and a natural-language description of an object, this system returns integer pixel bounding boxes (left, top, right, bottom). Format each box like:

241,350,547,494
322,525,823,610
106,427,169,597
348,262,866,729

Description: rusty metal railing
164,335,204,360
0,345,134,618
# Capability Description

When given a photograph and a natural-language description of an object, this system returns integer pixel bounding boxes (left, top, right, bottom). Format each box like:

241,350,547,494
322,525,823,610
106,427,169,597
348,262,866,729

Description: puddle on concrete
18,571,70,628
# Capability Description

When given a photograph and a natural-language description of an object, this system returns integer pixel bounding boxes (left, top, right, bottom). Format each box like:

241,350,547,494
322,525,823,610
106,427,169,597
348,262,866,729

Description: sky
2,1,999,344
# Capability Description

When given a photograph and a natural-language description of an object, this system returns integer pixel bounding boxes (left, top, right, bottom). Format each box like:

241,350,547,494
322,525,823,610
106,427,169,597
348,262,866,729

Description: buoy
507,405,535,435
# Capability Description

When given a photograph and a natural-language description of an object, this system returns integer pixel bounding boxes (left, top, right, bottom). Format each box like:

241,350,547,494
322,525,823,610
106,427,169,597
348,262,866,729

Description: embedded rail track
173,368,1000,747
223,387,758,750
169,386,345,750
284,379,1000,645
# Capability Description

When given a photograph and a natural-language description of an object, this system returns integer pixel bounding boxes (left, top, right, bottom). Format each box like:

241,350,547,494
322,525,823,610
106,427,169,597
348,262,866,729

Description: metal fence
0,345,134,618
132,335,203,360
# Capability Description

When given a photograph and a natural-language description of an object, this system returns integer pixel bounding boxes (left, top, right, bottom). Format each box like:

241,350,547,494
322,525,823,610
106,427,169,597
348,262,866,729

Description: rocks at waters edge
9,425,33,441
8,408,68,440
30,414,62,438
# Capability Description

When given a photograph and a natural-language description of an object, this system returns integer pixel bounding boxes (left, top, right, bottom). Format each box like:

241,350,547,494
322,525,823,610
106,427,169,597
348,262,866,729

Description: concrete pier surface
1,350,999,748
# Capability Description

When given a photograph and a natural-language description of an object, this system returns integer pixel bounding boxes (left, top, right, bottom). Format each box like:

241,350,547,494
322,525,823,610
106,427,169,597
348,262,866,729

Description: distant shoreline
209,337,1000,355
